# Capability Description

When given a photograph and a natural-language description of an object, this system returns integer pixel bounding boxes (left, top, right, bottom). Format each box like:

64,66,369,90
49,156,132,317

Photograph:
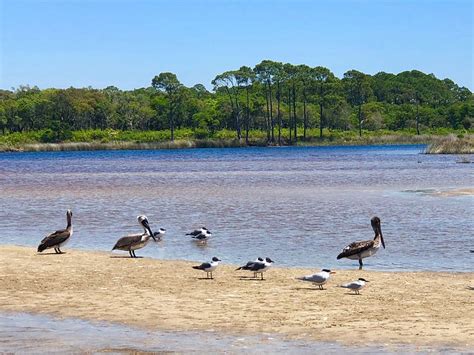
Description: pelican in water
296,269,336,290
340,278,369,294
192,257,221,279
112,216,157,258
37,210,73,254
337,216,385,269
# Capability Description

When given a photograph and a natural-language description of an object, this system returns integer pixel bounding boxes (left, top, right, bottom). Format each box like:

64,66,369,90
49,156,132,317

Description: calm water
0,313,462,354
0,145,473,271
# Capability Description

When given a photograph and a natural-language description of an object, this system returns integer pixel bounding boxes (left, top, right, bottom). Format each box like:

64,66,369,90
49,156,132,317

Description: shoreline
0,139,429,153
1,245,473,348
0,135,471,154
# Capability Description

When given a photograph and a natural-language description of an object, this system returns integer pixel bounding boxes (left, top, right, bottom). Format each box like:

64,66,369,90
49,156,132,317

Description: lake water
0,312,463,354
0,145,472,271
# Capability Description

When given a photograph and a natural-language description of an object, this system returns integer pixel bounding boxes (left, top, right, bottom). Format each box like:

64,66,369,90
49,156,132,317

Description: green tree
152,72,183,141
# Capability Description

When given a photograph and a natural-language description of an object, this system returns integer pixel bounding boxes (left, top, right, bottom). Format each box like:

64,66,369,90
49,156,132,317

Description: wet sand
0,245,473,348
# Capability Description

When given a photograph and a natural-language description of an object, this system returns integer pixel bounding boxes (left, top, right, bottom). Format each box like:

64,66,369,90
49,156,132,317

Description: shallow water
0,312,464,353
0,145,472,271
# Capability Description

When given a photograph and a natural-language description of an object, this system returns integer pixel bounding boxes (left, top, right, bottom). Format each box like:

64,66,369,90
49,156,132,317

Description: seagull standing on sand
296,269,336,290
192,257,221,279
37,210,73,254
112,216,157,258
236,257,264,278
337,216,385,269
340,278,369,294
238,257,274,280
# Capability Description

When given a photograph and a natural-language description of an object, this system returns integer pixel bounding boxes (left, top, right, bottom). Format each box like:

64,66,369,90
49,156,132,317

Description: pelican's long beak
381,234,385,249
142,219,156,241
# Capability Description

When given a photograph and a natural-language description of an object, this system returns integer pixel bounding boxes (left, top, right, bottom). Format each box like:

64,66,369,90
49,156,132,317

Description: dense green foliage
1,61,472,144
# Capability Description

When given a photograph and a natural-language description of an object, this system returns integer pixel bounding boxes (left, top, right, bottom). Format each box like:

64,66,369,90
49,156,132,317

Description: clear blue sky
1,0,472,91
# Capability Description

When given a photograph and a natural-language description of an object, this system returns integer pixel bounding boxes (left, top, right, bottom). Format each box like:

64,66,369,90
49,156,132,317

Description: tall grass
0,128,472,152
425,134,474,154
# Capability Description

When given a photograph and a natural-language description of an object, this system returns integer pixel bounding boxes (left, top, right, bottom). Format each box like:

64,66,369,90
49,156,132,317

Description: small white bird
153,228,166,241
192,257,221,279
340,278,369,294
191,230,212,243
186,227,210,236
296,269,336,290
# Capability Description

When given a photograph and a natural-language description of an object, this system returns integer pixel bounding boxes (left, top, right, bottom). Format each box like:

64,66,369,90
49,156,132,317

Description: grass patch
0,128,472,152
425,134,474,154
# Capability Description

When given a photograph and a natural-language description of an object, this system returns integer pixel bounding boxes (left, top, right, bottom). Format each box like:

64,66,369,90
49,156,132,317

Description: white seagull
153,228,166,241
340,278,369,295
238,257,274,280
192,257,221,279
235,257,264,278
186,227,210,236
296,269,336,290
191,229,212,243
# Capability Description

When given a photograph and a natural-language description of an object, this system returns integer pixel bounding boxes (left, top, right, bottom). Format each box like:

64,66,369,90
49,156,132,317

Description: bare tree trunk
416,101,420,135
358,104,362,137
245,86,250,144
319,103,323,138
288,87,292,144
269,81,274,143
169,101,174,141
277,81,281,145
264,88,270,143
292,84,297,143
303,88,307,140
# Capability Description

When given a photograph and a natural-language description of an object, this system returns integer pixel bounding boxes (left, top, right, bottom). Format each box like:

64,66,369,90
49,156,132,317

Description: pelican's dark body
37,210,73,254
337,216,385,269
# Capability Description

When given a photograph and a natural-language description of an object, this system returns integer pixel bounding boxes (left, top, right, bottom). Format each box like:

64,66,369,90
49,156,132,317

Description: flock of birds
37,210,386,294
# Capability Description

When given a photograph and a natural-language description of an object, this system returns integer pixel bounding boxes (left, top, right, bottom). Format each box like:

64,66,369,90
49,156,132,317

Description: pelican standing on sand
296,269,336,290
37,210,73,254
337,216,385,269
192,257,221,279
112,215,157,258
340,278,369,294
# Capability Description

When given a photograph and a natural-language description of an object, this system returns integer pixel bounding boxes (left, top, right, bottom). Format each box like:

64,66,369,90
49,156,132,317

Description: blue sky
1,0,472,90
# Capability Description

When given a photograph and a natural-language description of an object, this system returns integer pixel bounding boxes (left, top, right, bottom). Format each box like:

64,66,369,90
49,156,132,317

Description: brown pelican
296,269,336,290
37,210,73,254
112,216,156,258
192,257,221,279
337,216,385,269
340,278,369,294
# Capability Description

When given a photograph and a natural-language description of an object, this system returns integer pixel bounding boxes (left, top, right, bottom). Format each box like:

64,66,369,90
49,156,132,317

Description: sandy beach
0,245,473,349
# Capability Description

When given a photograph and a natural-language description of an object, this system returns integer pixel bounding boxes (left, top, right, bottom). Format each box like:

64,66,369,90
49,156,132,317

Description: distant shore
1,130,472,153
1,245,473,349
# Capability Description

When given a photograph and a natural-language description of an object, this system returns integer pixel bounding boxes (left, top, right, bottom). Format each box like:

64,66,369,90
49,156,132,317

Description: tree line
1,60,472,144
